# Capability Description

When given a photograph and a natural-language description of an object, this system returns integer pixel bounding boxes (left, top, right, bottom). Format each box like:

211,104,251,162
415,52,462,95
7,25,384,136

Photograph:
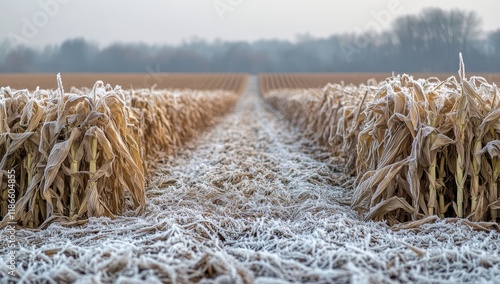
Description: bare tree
489,29,500,55
393,8,482,71
3,47,38,72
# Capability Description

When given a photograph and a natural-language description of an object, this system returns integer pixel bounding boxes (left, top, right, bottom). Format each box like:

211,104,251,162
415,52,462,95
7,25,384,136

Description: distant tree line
1,7,500,73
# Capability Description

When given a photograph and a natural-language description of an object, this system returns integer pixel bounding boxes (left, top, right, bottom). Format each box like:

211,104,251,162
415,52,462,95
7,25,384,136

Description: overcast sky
1,0,500,48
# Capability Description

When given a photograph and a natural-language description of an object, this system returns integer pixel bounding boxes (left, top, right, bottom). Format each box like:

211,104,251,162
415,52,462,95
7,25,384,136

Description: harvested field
260,73,500,93
0,74,499,283
2,73,500,92
0,73,248,92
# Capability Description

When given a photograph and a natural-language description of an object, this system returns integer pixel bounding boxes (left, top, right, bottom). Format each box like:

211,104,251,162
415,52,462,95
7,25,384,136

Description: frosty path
3,77,500,283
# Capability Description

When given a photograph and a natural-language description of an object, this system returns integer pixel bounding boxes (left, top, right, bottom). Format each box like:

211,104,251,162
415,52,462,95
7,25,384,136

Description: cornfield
0,74,246,228
1,72,499,283
260,57,500,227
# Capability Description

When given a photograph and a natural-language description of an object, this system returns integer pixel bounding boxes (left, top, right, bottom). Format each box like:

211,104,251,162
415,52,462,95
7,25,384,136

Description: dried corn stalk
261,57,500,226
1,74,244,228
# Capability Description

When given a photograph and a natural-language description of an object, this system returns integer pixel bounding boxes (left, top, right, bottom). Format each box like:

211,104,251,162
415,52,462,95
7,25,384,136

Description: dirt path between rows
5,76,499,283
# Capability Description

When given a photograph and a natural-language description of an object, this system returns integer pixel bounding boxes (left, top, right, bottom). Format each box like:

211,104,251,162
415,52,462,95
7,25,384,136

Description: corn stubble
262,57,500,227
0,74,243,228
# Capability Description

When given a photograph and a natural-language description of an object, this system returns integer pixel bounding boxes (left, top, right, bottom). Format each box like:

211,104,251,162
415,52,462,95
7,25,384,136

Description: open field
2,72,500,91
260,73,500,93
1,73,499,282
0,73,248,92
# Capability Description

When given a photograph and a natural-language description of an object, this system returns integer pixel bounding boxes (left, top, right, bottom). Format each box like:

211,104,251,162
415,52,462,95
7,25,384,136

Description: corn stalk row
0,74,245,228
261,60,500,226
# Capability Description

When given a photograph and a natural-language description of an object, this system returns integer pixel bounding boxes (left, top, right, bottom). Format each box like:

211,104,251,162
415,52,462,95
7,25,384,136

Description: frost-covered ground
1,77,500,283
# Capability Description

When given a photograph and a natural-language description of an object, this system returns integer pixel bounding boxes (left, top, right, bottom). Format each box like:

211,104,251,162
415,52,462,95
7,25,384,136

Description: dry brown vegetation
260,73,500,93
260,60,500,228
0,74,247,228
0,73,248,92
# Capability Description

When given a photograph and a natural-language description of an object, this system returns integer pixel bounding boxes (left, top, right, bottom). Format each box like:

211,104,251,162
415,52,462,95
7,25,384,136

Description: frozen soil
1,77,500,283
